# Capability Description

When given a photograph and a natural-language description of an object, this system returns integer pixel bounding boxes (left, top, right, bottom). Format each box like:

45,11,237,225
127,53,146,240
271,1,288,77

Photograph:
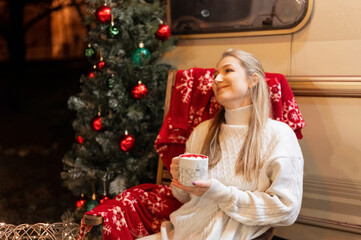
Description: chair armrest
83,215,103,226
253,227,275,240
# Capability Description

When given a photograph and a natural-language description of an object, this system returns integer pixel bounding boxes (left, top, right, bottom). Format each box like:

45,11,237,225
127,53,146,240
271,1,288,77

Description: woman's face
212,56,251,109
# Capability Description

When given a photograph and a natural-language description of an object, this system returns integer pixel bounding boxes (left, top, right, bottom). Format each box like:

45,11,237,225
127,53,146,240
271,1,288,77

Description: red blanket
78,68,305,239
78,184,182,239
154,68,221,172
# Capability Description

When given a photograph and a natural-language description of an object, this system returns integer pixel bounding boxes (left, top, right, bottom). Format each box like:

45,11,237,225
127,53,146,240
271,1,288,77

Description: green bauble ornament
108,25,120,38
86,194,98,211
84,44,95,59
107,78,115,89
132,42,150,66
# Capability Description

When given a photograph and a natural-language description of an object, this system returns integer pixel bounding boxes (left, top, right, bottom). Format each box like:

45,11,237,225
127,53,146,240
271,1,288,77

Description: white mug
178,153,208,187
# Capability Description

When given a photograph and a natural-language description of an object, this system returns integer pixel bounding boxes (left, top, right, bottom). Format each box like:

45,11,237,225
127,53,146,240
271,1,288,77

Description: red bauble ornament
98,60,105,69
118,131,135,152
76,194,86,209
100,194,109,204
77,136,85,144
156,23,171,41
92,115,103,131
96,6,112,23
89,72,95,78
131,81,148,99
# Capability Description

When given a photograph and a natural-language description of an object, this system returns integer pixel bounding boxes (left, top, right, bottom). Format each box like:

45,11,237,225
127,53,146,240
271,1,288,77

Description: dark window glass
169,0,310,35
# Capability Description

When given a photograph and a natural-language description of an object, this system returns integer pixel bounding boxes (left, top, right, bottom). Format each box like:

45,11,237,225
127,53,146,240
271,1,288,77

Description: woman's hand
170,157,179,179
171,179,212,197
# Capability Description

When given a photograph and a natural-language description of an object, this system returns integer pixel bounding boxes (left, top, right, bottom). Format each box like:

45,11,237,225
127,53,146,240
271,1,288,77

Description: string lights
0,222,79,239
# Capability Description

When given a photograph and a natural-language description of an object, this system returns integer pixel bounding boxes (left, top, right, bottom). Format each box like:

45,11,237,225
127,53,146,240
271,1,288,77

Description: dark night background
0,0,89,224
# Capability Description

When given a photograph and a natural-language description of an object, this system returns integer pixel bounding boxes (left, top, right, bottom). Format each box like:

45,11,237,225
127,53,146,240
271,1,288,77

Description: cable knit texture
136,106,303,240
140,106,304,240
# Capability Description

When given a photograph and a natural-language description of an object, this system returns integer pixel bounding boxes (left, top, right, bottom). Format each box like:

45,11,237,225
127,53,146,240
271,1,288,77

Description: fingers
171,157,179,165
170,179,181,189
170,157,179,179
192,179,212,188
170,165,178,179
170,167,177,179
172,178,180,184
171,181,199,195
171,179,211,197
172,179,211,188
171,179,188,190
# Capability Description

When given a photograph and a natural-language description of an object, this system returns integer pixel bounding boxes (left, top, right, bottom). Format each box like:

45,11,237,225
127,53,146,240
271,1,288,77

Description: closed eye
225,68,234,73
213,71,219,79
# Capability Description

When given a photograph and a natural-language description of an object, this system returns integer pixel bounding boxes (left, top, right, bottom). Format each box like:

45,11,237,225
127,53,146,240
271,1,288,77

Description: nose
214,73,223,84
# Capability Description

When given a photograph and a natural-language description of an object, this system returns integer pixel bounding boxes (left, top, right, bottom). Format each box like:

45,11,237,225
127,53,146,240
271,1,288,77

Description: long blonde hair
201,49,271,181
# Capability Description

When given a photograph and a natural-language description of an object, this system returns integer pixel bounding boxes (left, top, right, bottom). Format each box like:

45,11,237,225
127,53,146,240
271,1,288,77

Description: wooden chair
254,228,276,240
83,69,275,240
155,69,177,186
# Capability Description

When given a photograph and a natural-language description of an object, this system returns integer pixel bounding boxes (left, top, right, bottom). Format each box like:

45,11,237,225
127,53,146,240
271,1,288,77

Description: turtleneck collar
224,105,252,126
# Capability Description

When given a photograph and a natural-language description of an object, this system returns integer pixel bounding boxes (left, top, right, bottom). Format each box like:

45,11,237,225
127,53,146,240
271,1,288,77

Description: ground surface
0,60,88,224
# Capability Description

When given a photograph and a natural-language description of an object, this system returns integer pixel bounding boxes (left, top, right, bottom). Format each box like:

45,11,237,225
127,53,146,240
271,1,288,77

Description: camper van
162,0,361,239
1,0,359,239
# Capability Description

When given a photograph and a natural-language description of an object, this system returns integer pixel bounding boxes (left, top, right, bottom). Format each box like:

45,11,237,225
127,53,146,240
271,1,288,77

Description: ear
248,73,259,88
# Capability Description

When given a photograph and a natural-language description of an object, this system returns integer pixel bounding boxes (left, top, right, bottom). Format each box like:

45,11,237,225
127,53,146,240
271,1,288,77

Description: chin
215,93,231,105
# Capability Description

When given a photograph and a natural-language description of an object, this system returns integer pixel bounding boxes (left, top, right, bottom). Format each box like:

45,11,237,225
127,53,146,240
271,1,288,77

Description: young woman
139,49,304,240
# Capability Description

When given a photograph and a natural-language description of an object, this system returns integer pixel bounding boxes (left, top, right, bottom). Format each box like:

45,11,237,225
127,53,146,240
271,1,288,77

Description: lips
217,85,228,92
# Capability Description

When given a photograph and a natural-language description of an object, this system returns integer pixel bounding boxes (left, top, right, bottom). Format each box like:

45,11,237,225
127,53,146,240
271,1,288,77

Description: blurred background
0,0,89,224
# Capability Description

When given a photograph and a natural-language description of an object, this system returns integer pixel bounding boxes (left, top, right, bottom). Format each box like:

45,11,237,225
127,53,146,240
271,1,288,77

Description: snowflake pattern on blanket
78,184,182,240
78,69,305,240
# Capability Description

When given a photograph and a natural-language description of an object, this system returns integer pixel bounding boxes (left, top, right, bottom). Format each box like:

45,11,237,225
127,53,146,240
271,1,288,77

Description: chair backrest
156,69,177,185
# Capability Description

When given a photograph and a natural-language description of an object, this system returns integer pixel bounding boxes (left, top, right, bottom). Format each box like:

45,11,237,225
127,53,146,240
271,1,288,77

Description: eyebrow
220,64,234,69
214,64,233,77
218,63,236,71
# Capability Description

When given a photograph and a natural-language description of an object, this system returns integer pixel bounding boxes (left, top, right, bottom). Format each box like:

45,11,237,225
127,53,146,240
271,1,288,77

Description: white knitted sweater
155,106,304,240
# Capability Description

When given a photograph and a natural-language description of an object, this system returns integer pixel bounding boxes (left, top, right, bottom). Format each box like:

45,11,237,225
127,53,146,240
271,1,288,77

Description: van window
168,0,312,37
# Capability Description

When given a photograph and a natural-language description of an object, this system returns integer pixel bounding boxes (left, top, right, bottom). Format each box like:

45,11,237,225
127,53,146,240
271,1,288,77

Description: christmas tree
61,0,176,218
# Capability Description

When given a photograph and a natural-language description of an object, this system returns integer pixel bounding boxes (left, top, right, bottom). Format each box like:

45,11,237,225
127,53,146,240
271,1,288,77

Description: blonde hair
201,49,271,181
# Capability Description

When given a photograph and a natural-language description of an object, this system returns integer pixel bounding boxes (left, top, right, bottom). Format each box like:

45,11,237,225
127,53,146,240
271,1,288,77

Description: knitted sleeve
203,131,304,226
171,186,190,203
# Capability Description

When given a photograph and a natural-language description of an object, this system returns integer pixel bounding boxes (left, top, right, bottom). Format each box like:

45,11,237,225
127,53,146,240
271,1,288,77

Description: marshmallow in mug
178,153,208,187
